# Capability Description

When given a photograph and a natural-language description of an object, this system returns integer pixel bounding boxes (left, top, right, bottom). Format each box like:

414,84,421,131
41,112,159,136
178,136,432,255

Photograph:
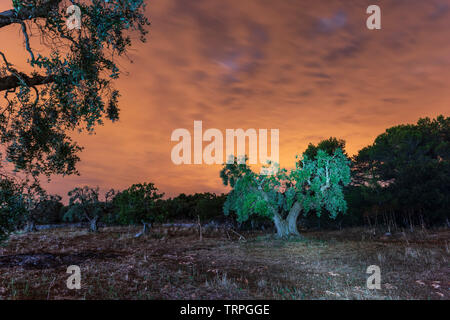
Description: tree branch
0,50,53,91
0,73,53,92
19,21,35,62
0,1,61,29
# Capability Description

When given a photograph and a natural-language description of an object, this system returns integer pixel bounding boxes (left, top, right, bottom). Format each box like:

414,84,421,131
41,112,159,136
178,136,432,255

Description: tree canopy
113,182,165,225
302,137,348,161
0,0,149,177
221,149,351,238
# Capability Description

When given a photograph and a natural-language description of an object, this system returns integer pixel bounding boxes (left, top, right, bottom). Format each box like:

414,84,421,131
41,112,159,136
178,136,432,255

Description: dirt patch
0,226,448,299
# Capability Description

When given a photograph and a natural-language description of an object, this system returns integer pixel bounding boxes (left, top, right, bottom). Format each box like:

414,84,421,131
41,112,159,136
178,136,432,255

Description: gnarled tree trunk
89,216,99,232
272,202,302,238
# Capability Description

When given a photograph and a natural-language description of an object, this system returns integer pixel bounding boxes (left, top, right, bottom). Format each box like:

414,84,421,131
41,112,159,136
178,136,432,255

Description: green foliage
299,185,367,230
162,193,227,222
191,193,227,221
302,137,348,161
101,188,118,224
0,174,62,239
0,175,26,241
221,148,351,226
113,183,165,225
1,0,150,177
298,137,353,227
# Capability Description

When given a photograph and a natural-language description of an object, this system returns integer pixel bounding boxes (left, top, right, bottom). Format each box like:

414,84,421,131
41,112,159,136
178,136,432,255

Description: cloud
429,2,450,19
1,0,448,199
323,39,365,62
316,11,347,33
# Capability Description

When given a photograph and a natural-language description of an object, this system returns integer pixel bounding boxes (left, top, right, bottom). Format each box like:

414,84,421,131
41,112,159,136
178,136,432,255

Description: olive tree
0,173,47,235
113,183,164,237
0,0,149,241
220,149,351,238
26,193,63,228
20,182,46,232
65,186,102,232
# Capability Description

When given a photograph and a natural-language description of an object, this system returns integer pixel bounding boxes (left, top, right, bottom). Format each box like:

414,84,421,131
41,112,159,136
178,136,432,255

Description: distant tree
221,149,351,238
0,173,26,241
163,193,191,221
28,194,63,225
102,188,118,224
193,193,226,221
162,193,228,223
65,186,103,232
113,183,164,236
20,182,47,232
353,115,450,227
0,175,53,234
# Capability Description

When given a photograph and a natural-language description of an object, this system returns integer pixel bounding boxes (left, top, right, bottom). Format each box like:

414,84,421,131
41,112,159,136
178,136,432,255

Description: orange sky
1,0,450,199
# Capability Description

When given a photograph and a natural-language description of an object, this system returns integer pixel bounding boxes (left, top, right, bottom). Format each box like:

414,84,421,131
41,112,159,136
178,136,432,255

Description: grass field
0,225,448,300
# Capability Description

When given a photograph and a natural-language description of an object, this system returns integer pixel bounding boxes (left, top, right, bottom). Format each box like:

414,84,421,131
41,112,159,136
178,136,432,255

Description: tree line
1,115,448,240
1,3,447,239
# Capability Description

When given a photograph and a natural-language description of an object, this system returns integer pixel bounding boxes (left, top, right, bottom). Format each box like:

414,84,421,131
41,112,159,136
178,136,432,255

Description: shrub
113,183,165,225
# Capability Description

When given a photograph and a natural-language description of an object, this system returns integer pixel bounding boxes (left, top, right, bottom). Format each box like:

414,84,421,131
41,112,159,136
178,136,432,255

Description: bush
29,195,64,225
163,193,227,222
64,186,104,232
113,183,165,225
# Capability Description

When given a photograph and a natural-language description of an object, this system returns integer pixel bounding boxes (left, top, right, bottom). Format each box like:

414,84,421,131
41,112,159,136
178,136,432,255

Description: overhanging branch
0,0,61,29
0,73,53,92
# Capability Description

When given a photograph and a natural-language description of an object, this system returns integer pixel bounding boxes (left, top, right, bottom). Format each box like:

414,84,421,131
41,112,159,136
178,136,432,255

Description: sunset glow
1,0,449,199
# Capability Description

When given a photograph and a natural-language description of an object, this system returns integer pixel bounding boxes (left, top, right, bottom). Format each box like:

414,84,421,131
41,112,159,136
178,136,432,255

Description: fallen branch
229,229,246,242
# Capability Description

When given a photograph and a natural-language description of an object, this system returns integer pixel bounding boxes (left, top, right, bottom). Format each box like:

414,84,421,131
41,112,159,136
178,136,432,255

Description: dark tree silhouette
353,115,450,227
0,0,149,176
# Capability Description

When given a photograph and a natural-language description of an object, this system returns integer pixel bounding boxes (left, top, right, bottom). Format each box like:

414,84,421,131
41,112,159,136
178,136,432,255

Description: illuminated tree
65,186,102,232
221,149,351,238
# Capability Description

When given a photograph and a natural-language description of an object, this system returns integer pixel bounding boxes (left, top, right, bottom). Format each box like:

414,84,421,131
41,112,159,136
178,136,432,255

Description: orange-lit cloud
1,0,449,199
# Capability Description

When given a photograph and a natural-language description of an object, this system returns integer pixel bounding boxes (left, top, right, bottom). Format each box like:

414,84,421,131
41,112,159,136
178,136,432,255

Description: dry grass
0,225,448,300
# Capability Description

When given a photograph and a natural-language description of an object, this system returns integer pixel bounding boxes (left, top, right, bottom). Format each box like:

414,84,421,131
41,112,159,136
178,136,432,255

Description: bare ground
0,225,448,300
